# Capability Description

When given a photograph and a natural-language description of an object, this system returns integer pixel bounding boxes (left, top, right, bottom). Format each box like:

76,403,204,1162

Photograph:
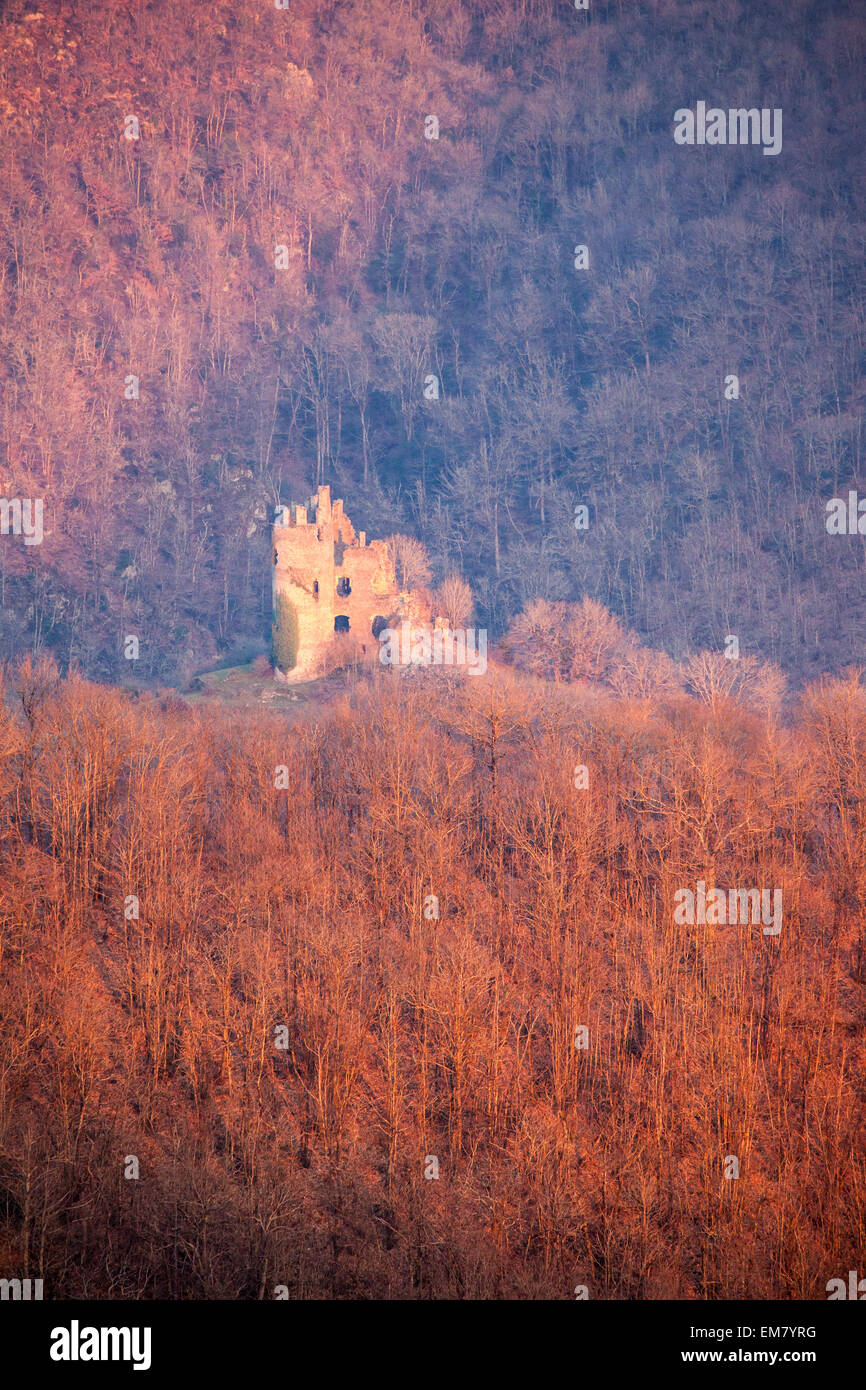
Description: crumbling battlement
272,485,427,680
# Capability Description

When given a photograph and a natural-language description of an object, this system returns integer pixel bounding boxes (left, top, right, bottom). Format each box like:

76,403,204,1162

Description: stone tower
272,485,425,680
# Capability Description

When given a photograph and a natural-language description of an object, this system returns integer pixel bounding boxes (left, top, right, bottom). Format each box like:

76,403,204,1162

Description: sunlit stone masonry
271,485,429,680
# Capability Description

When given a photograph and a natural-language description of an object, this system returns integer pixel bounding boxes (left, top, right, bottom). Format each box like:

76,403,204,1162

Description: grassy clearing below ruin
182,660,354,714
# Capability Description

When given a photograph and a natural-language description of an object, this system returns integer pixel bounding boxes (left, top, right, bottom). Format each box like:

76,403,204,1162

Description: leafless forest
0,0,863,680
0,651,864,1297
0,0,864,1306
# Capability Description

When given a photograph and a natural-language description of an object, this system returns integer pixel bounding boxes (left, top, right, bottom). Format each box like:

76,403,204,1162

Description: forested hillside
1,0,863,681
1,657,864,1297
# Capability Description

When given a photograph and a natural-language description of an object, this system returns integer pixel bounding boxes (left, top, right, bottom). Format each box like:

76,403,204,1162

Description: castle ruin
272,485,428,680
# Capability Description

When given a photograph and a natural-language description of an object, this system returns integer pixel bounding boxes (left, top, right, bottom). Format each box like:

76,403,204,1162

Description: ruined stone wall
272,485,426,679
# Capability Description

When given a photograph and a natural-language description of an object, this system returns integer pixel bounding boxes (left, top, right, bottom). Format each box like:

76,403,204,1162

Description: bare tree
384,534,432,591
435,573,474,629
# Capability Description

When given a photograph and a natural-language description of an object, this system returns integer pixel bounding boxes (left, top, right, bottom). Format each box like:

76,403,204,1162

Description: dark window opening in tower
336,576,351,597
334,615,350,633
313,580,319,600
372,616,388,638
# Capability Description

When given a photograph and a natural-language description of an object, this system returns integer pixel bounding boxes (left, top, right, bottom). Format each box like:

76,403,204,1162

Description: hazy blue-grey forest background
0,0,863,682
